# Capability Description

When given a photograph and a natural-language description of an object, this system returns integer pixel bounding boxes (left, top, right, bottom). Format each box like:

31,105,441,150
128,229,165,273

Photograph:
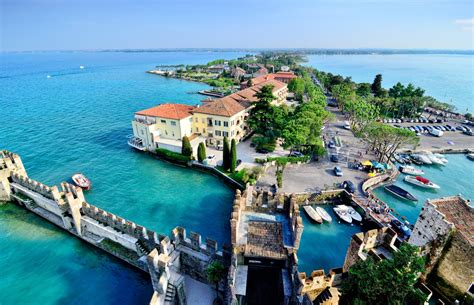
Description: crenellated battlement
10,172,64,204
171,226,221,257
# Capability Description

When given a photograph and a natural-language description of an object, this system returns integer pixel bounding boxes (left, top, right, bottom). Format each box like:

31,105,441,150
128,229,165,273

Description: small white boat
399,165,424,176
467,153,474,161
404,175,440,189
72,173,91,190
333,207,352,224
426,154,445,166
79,65,85,69
337,205,362,222
433,153,448,164
315,207,332,222
412,154,432,164
303,205,322,223
46,75,51,78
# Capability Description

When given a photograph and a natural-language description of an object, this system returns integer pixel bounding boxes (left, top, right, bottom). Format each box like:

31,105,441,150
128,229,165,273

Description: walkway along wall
0,150,230,305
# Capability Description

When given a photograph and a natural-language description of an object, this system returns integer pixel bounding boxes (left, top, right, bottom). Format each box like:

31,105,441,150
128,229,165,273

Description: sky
1,0,473,51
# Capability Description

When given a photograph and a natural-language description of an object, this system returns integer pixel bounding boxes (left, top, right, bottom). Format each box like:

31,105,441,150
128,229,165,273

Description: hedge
155,148,191,164
255,156,310,164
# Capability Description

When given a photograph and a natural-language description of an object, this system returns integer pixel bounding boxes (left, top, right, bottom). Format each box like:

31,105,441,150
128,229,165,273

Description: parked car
330,155,339,162
342,180,356,193
327,140,336,148
334,166,343,176
463,130,474,136
289,151,304,157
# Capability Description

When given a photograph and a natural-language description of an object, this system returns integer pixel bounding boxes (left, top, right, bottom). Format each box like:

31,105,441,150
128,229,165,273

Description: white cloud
454,18,474,32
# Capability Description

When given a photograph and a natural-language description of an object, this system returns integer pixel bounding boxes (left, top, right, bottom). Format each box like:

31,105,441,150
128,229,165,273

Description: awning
371,161,385,169
362,160,372,166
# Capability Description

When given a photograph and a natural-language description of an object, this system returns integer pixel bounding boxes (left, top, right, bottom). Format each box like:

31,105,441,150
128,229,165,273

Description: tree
341,243,426,305
371,74,384,97
181,136,192,158
222,136,230,171
246,79,253,88
465,113,473,121
275,159,287,188
359,122,419,162
206,261,227,304
345,98,380,132
356,82,372,98
197,142,206,163
230,139,237,173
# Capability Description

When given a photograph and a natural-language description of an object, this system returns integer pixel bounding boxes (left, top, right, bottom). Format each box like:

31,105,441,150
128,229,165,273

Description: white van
430,129,444,137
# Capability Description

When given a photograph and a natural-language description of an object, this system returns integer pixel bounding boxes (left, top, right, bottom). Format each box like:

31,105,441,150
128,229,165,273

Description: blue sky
1,0,473,51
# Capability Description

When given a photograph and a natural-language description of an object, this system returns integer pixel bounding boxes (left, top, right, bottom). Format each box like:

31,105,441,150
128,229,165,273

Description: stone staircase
164,283,176,304
135,240,148,256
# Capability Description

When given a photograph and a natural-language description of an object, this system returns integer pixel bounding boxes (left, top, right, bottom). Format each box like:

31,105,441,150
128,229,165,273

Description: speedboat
466,153,474,161
384,184,418,201
404,176,440,189
72,173,91,190
390,218,412,239
392,154,405,164
426,154,445,166
412,154,432,165
433,153,448,164
337,205,362,222
315,207,332,222
399,165,424,176
333,207,352,224
303,205,322,223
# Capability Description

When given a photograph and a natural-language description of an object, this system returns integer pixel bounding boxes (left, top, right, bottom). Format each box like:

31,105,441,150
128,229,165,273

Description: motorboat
433,153,448,164
336,205,362,222
409,155,423,165
467,153,474,161
412,154,432,165
303,205,322,223
392,154,405,164
315,207,332,222
390,218,412,239
333,206,352,224
72,173,91,190
425,154,445,166
404,175,440,189
399,165,424,176
384,184,418,201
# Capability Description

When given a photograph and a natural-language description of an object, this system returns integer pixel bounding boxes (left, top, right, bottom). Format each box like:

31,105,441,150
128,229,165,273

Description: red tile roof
245,72,296,87
193,97,246,117
136,103,194,120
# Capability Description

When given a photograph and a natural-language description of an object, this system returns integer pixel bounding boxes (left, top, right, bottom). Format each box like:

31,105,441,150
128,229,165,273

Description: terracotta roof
274,71,297,78
246,72,295,87
254,79,287,91
135,103,194,120
193,97,246,117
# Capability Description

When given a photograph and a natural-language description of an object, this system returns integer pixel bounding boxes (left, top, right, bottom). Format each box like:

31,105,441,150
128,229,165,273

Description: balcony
127,136,146,151
134,118,155,125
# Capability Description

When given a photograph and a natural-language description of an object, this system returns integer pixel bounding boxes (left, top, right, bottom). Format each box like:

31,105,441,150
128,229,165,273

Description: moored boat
404,175,440,189
315,207,332,222
333,207,352,224
412,154,432,165
72,173,91,190
399,165,424,176
467,153,474,161
426,154,445,166
303,205,323,223
337,205,362,222
433,153,448,164
384,184,418,201
390,218,412,239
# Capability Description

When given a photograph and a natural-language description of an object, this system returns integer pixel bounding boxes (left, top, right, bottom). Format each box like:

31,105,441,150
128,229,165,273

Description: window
223,121,228,127
171,121,176,126
141,130,144,135
196,127,199,133
201,118,205,124
214,120,221,126
223,131,229,137
203,128,206,133
189,118,193,122
161,120,166,124
215,130,222,136
195,118,198,122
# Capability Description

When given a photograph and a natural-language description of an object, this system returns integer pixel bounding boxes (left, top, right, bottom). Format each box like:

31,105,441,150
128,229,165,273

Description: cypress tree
197,142,206,163
371,74,383,97
181,136,193,158
223,136,230,171
230,139,237,173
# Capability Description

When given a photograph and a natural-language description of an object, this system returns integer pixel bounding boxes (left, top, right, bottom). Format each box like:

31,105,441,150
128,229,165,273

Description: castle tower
0,150,28,202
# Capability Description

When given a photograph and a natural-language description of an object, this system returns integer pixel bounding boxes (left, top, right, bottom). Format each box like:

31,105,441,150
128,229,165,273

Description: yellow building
129,103,204,154
192,96,250,148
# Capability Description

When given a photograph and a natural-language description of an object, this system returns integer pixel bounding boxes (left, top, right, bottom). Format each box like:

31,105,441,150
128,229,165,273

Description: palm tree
206,261,227,304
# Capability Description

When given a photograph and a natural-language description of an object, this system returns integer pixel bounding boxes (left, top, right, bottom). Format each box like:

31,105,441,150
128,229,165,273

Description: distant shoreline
2,48,473,55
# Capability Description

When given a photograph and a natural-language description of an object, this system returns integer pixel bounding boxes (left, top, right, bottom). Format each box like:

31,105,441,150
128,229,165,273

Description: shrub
230,139,237,173
156,148,191,164
223,136,230,171
181,136,193,157
255,156,309,164
197,142,206,163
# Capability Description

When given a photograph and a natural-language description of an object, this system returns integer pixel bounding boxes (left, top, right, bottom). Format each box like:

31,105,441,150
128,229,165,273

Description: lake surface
0,51,245,305
305,54,474,113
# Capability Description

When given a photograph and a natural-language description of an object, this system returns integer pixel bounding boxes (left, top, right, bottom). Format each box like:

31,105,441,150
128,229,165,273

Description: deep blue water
0,51,246,305
305,54,474,113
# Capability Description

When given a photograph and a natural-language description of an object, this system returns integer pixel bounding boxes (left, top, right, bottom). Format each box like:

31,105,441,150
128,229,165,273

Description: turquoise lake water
305,54,474,113
0,51,246,305
1,52,473,302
